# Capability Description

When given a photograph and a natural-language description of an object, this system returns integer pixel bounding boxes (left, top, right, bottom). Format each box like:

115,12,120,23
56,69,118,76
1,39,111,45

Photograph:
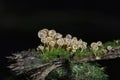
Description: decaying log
7,46,120,80
73,46,120,63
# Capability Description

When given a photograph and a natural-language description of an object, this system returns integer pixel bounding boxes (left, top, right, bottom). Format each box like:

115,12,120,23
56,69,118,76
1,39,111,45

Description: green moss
46,63,108,80
35,40,120,63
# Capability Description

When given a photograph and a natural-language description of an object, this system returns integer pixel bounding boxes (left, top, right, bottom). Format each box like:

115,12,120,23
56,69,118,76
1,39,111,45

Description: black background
0,0,120,80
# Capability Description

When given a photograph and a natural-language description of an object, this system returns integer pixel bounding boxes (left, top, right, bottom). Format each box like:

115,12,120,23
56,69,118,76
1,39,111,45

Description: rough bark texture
7,46,120,80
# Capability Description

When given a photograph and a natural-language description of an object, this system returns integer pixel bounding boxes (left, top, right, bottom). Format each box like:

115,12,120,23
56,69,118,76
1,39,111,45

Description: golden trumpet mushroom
72,44,78,50
41,38,47,44
46,37,53,43
81,42,87,49
97,41,102,46
101,49,107,53
92,46,99,52
49,41,56,47
57,38,65,46
48,29,56,37
38,30,47,39
107,46,113,51
66,34,72,39
64,38,71,46
37,45,44,52
55,33,62,39
42,28,49,33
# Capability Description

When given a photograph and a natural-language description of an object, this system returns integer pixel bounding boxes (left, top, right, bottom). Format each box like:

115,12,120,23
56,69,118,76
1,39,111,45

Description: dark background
0,0,120,80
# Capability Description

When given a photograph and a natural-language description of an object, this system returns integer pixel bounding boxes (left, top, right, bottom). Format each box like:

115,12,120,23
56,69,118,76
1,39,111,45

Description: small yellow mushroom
66,34,72,39
57,38,65,46
72,49,76,53
107,46,112,51
55,33,62,39
38,30,47,39
46,37,53,43
37,45,44,52
82,42,87,49
64,38,71,46
92,46,99,52
49,41,56,47
66,47,71,52
48,29,56,37
97,41,102,46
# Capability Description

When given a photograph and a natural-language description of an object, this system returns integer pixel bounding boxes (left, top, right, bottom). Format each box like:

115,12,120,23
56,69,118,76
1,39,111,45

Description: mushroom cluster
37,28,118,59
37,29,87,54
90,41,102,52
